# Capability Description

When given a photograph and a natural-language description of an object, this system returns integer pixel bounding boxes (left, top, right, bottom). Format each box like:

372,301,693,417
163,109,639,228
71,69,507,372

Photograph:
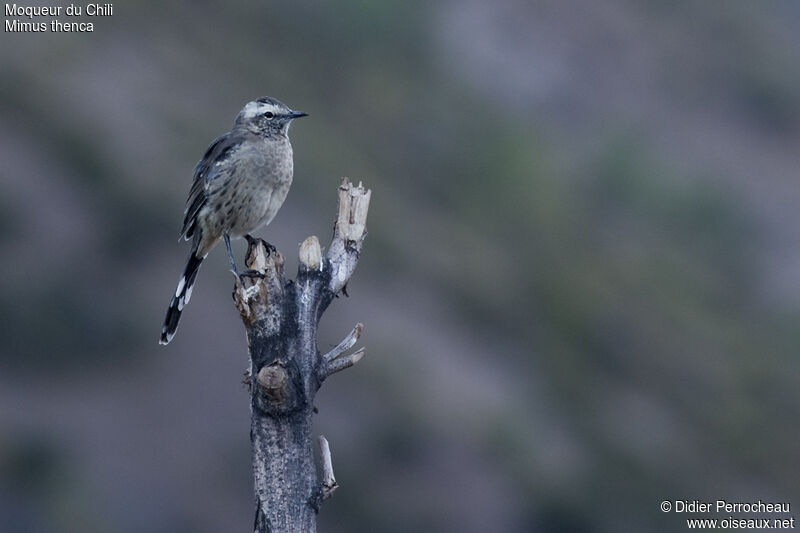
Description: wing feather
180,134,237,240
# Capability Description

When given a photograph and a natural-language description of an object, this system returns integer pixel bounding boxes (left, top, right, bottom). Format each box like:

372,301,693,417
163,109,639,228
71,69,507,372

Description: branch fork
320,323,366,380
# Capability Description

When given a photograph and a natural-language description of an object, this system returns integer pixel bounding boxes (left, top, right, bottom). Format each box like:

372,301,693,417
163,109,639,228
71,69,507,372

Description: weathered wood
232,178,370,532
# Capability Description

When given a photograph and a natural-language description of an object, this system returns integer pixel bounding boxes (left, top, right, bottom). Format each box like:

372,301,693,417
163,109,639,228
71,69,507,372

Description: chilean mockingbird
160,96,307,345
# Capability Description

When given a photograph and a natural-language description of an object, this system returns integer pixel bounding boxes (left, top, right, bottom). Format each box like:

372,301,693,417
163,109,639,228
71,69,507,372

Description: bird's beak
288,110,309,119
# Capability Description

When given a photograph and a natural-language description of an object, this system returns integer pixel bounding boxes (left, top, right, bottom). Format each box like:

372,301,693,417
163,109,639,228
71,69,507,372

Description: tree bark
232,178,371,533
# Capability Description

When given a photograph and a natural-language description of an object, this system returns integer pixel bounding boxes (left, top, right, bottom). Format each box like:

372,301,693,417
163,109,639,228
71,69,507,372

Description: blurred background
2,1,799,531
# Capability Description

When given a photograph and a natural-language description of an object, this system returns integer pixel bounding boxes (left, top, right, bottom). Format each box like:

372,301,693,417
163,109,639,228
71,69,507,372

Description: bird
160,96,307,345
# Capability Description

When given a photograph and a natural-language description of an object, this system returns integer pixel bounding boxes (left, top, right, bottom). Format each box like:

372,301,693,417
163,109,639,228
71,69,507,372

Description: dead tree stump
232,178,370,533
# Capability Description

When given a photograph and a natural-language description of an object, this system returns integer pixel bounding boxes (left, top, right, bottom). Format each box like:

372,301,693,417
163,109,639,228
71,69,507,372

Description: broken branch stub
328,178,371,295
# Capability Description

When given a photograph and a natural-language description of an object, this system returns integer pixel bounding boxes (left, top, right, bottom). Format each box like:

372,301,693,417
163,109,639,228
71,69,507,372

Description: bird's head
234,96,308,136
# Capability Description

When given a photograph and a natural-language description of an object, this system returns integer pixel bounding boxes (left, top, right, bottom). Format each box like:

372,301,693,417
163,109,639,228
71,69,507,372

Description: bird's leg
224,233,238,274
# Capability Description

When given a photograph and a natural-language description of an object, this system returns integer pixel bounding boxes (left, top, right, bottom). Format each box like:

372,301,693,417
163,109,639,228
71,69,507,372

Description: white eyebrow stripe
240,102,263,119
240,101,281,120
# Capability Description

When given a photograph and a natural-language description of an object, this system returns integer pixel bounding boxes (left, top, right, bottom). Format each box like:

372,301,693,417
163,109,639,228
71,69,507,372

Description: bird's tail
160,252,204,345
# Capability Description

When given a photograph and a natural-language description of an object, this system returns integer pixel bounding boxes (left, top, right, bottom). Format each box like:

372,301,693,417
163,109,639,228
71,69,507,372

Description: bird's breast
219,137,293,236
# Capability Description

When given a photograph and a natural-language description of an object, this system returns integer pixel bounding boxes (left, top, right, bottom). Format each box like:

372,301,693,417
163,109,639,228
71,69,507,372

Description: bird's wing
180,133,239,240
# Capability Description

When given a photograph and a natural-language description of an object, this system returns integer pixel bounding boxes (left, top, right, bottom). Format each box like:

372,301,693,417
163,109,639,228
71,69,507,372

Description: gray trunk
233,179,371,532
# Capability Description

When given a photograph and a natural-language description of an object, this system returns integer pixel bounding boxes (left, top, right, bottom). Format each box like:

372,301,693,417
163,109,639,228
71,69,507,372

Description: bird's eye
264,112,275,119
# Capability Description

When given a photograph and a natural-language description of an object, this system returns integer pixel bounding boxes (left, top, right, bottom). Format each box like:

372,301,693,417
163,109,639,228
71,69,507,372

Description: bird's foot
244,234,277,256
240,269,266,279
